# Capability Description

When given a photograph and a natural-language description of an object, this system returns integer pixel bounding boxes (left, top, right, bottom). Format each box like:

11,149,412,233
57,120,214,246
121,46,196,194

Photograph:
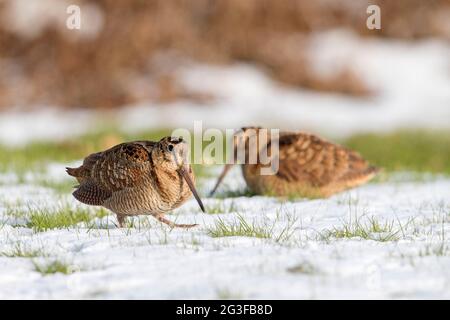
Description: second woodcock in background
211,127,379,198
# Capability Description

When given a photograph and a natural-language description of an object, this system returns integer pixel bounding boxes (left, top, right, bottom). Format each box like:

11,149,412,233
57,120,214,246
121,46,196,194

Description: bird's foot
156,215,198,229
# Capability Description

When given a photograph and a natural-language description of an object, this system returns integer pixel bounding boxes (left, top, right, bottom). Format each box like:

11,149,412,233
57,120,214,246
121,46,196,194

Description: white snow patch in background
0,108,96,146
1,31,449,145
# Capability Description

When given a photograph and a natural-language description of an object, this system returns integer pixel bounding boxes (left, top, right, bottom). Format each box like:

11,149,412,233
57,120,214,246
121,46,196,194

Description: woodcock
67,136,205,228
210,127,379,198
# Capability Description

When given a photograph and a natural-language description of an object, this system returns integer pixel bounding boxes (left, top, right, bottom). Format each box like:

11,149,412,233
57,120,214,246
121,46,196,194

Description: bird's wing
272,133,370,187
69,142,154,206
86,142,153,192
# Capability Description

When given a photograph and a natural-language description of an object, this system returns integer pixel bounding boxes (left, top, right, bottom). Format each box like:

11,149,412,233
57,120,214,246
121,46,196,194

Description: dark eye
168,144,174,152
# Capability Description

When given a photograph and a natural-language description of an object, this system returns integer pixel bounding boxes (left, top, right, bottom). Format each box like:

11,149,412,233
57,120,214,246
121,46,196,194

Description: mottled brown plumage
67,137,205,228
211,127,379,198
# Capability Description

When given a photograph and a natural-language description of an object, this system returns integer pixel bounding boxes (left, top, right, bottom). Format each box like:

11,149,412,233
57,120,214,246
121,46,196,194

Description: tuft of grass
343,130,450,175
206,213,298,243
33,260,79,275
27,205,109,232
320,216,401,242
0,243,47,258
206,214,272,239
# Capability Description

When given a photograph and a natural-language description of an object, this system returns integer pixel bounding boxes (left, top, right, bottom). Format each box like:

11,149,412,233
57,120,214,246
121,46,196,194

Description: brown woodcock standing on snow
67,136,205,228
210,127,379,198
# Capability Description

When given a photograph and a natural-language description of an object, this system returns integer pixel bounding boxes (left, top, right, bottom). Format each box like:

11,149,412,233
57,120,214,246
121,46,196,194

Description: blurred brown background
0,0,449,110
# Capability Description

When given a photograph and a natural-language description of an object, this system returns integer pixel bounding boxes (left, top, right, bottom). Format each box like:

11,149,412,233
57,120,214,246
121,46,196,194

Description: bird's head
210,126,270,196
157,136,189,170
155,136,204,213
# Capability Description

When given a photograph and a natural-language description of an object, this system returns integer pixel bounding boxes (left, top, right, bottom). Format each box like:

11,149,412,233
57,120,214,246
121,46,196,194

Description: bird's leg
117,215,126,228
156,215,198,229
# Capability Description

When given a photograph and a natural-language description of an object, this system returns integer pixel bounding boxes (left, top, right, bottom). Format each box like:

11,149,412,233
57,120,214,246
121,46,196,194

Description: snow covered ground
0,29,449,299
0,165,448,299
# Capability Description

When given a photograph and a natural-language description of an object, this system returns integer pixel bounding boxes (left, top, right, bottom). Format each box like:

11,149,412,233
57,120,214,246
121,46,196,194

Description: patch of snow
0,108,96,147
0,168,449,299
1,31,449,145
118,30,450,137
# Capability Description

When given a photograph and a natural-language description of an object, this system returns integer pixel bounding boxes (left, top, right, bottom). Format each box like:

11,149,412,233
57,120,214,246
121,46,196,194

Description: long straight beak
209,164,233,196
178,167,205,213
